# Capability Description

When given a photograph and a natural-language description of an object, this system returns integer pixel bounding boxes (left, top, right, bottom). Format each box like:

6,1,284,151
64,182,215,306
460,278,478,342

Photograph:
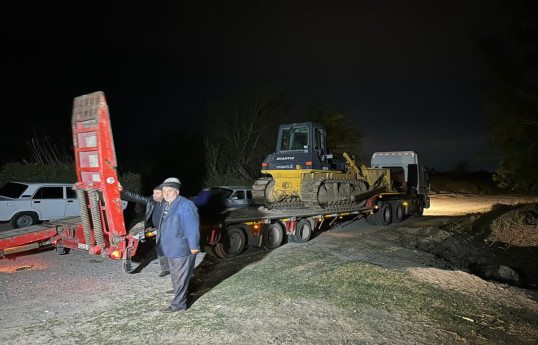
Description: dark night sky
3,1,500,174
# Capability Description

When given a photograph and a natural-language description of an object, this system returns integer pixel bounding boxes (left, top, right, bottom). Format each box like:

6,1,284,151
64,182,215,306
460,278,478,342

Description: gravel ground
0,194,537,344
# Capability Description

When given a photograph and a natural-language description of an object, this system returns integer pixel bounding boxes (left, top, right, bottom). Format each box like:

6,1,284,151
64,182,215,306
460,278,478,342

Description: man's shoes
160,306,185,313
158,271,170,277
166,290,175,295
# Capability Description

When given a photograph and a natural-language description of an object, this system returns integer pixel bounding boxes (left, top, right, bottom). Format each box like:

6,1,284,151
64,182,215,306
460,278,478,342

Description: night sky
3,1,499,175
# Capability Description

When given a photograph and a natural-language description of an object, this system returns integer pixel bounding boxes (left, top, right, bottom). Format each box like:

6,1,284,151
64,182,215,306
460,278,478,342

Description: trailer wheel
11,212,37,228
215,227,246,258
203,245,218,257
262,223,284,249
374,203,392,226
392,203,404,223
294,219,313,243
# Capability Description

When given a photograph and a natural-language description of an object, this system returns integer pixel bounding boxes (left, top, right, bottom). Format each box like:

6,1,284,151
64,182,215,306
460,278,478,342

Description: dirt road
0,194,537,344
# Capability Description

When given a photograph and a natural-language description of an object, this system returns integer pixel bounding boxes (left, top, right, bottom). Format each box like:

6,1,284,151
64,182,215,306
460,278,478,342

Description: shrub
0,161,76,185
429,171,506,195
0,161,141,194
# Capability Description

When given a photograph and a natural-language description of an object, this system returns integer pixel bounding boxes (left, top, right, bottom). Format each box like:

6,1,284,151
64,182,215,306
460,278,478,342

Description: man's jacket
120,189,158,229
157,196,200,258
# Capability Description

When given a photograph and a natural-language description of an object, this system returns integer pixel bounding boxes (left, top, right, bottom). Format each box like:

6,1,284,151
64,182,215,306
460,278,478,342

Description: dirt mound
399,203,538,289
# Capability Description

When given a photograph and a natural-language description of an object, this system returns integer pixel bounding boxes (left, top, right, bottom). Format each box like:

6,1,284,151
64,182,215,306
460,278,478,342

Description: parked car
0,181,128,228
214,186,254,208
192,186,254,209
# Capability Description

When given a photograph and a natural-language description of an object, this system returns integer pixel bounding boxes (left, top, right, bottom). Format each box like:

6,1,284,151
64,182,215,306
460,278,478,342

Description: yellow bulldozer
252,122,391,209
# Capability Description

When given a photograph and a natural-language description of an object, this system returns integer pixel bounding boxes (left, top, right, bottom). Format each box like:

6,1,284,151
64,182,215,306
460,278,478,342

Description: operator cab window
314,127,326,152
280,126,309,151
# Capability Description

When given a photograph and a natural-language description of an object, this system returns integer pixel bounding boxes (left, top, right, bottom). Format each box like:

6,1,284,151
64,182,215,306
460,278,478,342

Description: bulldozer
252,122,391,209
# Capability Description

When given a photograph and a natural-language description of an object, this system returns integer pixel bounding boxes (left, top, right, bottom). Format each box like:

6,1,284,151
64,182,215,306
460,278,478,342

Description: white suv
0,181,128,228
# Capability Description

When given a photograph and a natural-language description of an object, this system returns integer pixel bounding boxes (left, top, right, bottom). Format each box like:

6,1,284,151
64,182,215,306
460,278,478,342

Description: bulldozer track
254,177,376,213
252,177,272,205
301,178,369,208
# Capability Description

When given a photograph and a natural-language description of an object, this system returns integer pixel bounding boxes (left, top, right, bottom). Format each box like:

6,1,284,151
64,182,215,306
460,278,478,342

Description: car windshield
0,182,28,198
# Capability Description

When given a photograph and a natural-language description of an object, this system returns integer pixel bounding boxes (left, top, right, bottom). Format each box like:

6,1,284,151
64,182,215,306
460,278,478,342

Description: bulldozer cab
278,122,326,153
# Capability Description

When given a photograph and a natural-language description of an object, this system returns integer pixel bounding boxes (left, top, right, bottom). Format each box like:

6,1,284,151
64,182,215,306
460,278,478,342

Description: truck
0,92,431,268
366,151,430,225
199,123,431,258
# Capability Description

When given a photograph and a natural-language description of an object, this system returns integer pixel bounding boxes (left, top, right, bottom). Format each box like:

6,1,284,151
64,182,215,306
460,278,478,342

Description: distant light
306,161,312,166
262,163,268,167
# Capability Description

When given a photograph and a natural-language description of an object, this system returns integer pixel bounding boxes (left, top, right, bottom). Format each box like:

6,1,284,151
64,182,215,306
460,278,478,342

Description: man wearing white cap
157,177,200,313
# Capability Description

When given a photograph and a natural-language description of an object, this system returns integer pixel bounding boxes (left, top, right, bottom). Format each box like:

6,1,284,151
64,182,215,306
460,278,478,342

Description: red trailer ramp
71,91,139,271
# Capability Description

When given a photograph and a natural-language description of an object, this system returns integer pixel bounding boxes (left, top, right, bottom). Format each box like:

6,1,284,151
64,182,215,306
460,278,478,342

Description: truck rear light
110,250,121,259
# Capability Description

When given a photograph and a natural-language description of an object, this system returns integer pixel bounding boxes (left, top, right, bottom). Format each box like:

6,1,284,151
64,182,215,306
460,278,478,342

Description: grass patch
215,248,538,341
12,242,538,344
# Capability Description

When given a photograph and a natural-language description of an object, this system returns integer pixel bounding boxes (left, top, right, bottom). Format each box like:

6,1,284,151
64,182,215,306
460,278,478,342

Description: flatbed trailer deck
200,192,383,258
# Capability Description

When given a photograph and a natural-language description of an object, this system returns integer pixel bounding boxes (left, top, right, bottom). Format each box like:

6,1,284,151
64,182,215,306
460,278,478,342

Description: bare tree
203,86,292,186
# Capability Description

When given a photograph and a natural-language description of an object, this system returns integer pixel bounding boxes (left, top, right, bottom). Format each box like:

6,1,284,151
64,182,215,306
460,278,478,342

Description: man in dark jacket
120,184,169,277
158,177,200,313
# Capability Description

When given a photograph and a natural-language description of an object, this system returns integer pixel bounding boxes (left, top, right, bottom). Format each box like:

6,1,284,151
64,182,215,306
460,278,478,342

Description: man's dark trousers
168,254,196,310
159,255,170,273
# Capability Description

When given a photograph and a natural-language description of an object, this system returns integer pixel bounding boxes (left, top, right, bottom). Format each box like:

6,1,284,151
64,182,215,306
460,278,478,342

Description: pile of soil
399,203,538,289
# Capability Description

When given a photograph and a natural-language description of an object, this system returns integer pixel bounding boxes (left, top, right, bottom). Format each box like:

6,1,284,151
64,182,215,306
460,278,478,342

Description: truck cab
365,151,431,226
370,151,430,196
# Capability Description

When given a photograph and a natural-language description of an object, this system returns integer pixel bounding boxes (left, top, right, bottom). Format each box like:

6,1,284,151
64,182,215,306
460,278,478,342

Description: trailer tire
294,219,313,243
374,202,392,226
392,203,404,223
203,245,218,257
215,227,246,258
11,212,37,228
262,223,284,249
